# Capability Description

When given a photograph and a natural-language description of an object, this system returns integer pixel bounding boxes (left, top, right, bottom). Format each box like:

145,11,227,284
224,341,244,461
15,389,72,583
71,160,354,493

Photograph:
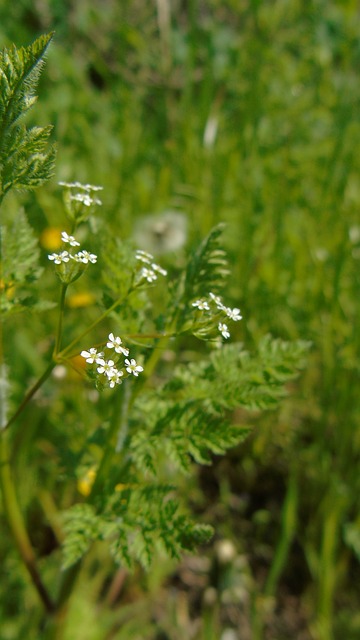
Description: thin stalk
265,473,298,596
315,489,347,640
89,385,125,500
54,284,68,356
138,316,177,387
57,294,128,359
0,430,54,613
2,360,55,432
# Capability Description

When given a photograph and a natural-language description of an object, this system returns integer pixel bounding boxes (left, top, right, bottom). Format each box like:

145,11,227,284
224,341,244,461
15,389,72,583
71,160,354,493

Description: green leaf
173,224,230,331
0,209,50,316
184,224,229,298
130,336,309,476
102,486,213,569
0,33,56,199
62,504,101,569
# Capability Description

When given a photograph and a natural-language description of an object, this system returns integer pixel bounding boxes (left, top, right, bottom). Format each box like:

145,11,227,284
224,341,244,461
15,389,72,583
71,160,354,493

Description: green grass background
1,1,360,638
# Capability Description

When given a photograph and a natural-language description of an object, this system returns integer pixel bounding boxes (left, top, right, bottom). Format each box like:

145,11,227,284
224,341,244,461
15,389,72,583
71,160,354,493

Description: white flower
61,231,80,247
48,251,70,264
107,333,129,356
218,323,230,339
59,181,103,192
81,348,103,364
70,193,102,207
108,369,124,388
74,250,97,264
140,267,157,283
151,262,167,276
125,358,143,377
209,292,225,310
192,299,210,311
59,181,83,189
226,307,242,322
96,359,116,378
82,183,103,192
135,249,154,264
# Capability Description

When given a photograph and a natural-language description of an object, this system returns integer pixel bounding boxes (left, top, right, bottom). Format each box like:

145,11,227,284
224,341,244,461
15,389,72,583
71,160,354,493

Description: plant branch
54,284,68,356
57,293,128,359
2,360,55,432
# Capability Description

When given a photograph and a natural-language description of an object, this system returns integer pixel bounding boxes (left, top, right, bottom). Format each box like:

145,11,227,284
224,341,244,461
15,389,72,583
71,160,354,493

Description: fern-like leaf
0,209,54,316
173,224,229,331
62,504,101,569
130,336,310,475
0,33,56,200
104,486,213,569
184,224,229,298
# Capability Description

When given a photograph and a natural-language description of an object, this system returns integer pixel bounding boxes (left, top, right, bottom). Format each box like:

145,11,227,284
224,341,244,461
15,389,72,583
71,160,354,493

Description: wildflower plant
0,34,310,631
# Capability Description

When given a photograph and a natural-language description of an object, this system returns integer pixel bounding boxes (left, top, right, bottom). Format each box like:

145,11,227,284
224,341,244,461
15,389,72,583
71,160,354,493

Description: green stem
50,386,125,617
2,361,55,432
57,294,128,359
265,473,298,596
137,317,178,388
89,384,125,500
0,430,54,613
54,284,68,356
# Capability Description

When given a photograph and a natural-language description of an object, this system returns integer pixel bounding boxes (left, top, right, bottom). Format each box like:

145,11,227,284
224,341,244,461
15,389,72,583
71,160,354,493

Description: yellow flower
40,227,62,250
66,292,96,308
77,468,97,497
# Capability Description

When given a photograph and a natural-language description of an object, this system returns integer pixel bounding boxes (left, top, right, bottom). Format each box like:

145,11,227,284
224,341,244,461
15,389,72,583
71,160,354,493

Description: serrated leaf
62,504,100,569
0,209,49,316
173,224,230,330
0,33,56,199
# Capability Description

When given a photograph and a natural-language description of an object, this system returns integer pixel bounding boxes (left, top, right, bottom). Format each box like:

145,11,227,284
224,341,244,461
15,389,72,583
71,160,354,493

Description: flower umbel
135,250,167,285
190,293,242,341
48,231,97,283
81,335,143,389
59,181,103,223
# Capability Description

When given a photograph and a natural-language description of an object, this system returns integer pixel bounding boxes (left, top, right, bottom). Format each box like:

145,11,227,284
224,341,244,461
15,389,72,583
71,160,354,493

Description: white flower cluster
59,181,103,207
59,181,103,192
70,192,102,207
81,333,143,389
135,249,167,284
192,291,242,340
48,231,97,265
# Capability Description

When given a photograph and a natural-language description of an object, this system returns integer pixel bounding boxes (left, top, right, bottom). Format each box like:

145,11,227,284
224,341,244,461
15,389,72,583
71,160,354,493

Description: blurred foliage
0,0,360,639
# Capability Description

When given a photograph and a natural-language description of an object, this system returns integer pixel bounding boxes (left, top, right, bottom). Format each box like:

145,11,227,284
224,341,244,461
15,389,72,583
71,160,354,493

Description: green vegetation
0,2,359,638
